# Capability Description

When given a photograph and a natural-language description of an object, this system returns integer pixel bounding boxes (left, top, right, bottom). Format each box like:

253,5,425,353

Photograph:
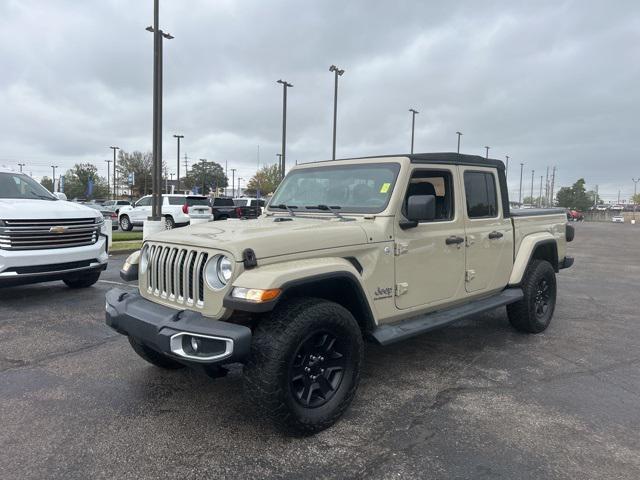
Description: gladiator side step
370,288,524,346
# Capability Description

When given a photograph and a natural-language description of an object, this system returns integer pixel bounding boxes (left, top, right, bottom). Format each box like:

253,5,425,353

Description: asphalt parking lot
1,222,639,479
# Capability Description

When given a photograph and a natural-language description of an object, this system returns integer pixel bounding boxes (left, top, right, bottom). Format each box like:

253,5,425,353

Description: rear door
460,168,513,294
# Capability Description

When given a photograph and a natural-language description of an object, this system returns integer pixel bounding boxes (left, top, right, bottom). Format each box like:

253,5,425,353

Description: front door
130,196,152,223
394,166,466,310
460,167,513,294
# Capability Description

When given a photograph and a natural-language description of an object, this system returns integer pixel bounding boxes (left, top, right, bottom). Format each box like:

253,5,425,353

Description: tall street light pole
409,109,419,154
530,169,535,203
485,146,490,159
276,154,283,179
456,132,463,153
539,175,543,208
329,65,344,160
109,146,119,199
173,134,183,193
276,79,293,180
633,177,639,221
518,163,524,206
146,0,173,222
237,177,243,196
51,165,58,192
230,168,237,198
18,163,26,173
105,159,112,196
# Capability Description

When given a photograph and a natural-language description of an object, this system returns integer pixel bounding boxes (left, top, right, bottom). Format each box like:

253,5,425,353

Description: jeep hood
149,216,369,260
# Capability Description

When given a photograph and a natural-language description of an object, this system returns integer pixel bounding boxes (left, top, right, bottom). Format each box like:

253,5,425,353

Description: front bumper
105,288,252,366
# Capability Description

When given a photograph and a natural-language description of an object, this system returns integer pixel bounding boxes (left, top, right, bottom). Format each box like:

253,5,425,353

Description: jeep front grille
0,218,100,250
146,244,209,307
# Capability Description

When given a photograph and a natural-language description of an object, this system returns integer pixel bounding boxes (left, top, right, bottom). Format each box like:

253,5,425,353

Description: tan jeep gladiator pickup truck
106,153,574,434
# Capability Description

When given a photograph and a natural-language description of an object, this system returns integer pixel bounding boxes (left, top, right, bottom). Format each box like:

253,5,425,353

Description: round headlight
140,245,150,274
204,255,233,290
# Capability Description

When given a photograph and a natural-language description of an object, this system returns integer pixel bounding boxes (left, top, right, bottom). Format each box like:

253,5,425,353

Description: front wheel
164,216,175,230
507,259,557,333
243,298,364,435
63,270,101,288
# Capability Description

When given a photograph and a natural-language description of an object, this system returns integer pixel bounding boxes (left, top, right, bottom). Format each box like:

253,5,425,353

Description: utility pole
51,165,58,192
456,132,463,153
505,155,509,177
183,154,189,177
225,160,228,195
485,146,490,159
105,159,112,196
632,178,639,220
237,177,243,196
109,146,119,199
230,168,237,198
276,154,283,179
595,185,599,209
18,163,26,173
199,159,206,194
146,0,173,222
550,166,556,206
409,108,419,154
277,79,293,179
530,169,535,204
539,175,543,208
173,134,183,192
518,163,524,206
545,167,549,206
329,65,344,160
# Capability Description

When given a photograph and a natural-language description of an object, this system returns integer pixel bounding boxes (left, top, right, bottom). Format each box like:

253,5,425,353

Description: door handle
488,231,503,239
445,235,465,245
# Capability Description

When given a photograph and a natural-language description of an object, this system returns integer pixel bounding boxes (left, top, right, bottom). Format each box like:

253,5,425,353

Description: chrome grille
146,244,209,307
0,218,100,250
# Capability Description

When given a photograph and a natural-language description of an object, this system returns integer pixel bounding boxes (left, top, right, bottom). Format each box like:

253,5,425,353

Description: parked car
210,197,240,221
612,215,625,223
118,195,208,231
85,204,118,230
567,210,584,222
107,152,574,434
102,200,132,214
233,197,265,217
0,168,108,288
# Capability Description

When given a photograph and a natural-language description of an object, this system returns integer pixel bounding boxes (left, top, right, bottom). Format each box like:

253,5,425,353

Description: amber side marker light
231,287,281,303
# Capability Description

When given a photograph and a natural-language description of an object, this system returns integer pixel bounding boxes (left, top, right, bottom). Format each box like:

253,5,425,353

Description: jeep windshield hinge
394,242,409,256
395,282,409,296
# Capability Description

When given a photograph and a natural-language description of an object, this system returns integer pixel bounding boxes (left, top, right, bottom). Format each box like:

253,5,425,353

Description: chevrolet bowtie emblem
49,226,68,234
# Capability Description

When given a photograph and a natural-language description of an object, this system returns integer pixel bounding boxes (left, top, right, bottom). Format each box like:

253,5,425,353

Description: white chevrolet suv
118,194,210,231
0,169,109,288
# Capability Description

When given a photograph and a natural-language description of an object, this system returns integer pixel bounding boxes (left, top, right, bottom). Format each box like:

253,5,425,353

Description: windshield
269,163,400,213
0,172,57,200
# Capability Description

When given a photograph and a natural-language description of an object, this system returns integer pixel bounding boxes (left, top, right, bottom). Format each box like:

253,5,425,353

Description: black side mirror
400,195,436,229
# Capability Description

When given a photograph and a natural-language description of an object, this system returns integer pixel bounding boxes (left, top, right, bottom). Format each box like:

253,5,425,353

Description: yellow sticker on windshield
380,182,391,193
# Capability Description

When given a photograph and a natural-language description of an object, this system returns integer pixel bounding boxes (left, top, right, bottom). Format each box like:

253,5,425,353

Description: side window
168,197,184,206
136,197,151,207
403,170,454,222
464,172,498,218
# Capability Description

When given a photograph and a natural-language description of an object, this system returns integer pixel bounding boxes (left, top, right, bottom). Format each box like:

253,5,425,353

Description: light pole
409,108,419,154
539,175,543,208
230,168,237,198
277,79,293,180
173,134,183,192
105,159,112,196
276,154,283,179
18,163,26,173
505,155,509,177
484,146,490,159
199,159,206,194
237,177,243,196
51,165,58,192
329,65,344,160
456,131,463,153
109,146,119,199
518,163,524,206
633,178,639,220
146,0,173,222
530,169,535,204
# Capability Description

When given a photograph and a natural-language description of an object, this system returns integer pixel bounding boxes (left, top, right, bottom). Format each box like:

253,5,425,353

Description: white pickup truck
0,168,109,288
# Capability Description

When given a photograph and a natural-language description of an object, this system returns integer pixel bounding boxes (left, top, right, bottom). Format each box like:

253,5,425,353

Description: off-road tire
119,215,133,231
164,216,175,230
63,271,101,288
127,336,185,369
243,298,364,435
507,259,557,333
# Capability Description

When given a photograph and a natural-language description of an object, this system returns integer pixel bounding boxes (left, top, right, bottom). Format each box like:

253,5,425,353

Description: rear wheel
63,270,101,288
119,215,133,231
127,336,185,369
507,259,557,333
243,298,363,435
164,216,175,230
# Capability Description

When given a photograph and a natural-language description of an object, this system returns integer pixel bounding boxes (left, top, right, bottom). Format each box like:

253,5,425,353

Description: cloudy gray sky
0,0,638,202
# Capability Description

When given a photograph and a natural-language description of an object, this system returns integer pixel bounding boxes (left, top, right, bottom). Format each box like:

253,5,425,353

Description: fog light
169,332,234,362
191,336,200,353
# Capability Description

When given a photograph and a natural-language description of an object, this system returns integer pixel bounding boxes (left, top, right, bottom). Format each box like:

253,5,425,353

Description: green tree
632,193,640,205
40,176,53,192
116,151,155,197
244,163,281,196
62,163,109,200
556,178,592,211
182,160,227,195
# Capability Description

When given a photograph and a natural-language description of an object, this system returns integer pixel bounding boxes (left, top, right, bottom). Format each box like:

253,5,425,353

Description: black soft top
302,152,505,169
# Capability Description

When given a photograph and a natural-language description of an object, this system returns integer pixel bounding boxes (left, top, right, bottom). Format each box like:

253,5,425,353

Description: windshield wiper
304,204,351,221
271,203,298,216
